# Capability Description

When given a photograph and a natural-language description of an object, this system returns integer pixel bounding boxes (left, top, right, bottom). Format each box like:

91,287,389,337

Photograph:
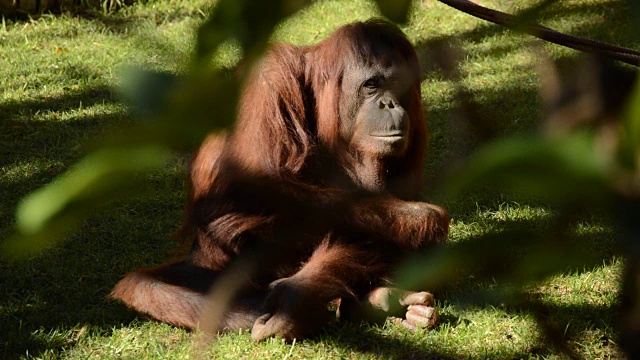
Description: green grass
0,0,635,358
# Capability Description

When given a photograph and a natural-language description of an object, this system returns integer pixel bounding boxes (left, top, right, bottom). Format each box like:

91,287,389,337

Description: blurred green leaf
397,226,599,298
111,70,240,152
118,68,181,118
4,146,172,258
16,146,172,235
446,132,613,204
632,0,640,39
374,0,411,23
196,0,311,64
620,78,640,169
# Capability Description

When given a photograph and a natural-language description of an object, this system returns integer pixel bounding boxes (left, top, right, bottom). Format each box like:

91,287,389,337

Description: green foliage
4,146,172,257
374,0,411,23
446,132,613,203
1,0,638,358
620,79,640,169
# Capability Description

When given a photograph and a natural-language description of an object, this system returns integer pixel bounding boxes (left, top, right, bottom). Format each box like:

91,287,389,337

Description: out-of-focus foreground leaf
195,0,310,63
445,131,614,204
374,0,411,23
617,64,640,358
619,78,640,169
5,146,172,257
397,222,599,298
112,70,240,151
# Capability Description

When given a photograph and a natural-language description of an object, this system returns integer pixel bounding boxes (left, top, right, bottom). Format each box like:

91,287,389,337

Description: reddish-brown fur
111,19,449,340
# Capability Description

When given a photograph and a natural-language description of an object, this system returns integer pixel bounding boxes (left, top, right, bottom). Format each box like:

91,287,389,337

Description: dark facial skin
338,60,416,192
340,61,415,158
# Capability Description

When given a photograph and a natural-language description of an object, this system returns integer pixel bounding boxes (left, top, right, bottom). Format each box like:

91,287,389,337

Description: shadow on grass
0,86,124,220
428,0,639,57
0,85,122,201
0,85,185,358
316,220,620,358
424,2,637,61
538,302,618,352
1,88,121,163
0,86,115,119
0,189,185,358
74,4,206,34
321,322,464,359
318,305,613,359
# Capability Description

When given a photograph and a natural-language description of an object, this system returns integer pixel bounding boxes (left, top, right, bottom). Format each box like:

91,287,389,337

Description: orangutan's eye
363,77,381,90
